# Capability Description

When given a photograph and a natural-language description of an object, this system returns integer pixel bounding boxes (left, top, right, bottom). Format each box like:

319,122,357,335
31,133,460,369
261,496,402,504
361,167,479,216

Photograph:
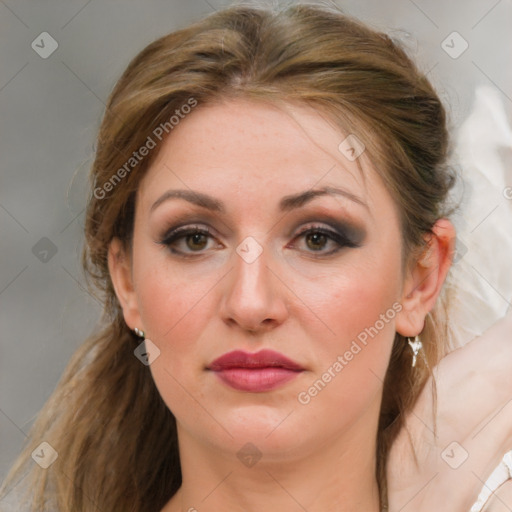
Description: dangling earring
134,327,145,339
407,335,423,367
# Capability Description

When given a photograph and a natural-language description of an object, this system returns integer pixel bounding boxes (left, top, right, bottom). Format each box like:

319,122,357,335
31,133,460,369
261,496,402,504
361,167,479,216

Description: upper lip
208,349,304,371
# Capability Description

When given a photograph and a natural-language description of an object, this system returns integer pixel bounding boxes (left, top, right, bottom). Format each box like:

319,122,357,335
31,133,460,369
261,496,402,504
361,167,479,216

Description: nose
219,243,289,334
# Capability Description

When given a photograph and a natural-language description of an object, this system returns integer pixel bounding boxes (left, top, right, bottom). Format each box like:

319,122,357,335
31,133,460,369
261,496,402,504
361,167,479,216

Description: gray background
1,0,511,483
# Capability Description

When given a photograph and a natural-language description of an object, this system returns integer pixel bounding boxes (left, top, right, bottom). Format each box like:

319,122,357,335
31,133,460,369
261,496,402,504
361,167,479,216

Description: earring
407,335,423,367
134,327,145,339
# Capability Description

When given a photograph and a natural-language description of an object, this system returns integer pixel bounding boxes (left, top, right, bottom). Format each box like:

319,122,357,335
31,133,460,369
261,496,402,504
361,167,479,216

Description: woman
1,3,510,511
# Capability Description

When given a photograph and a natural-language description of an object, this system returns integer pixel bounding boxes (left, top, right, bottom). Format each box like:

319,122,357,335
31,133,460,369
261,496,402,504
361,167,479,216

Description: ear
395,218,456,337
108,237,142,332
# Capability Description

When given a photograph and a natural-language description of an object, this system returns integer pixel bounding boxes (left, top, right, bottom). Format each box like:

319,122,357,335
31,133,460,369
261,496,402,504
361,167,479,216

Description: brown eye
289,224,361,257
158,225,217,257
185,233,209,251
305,231,328,251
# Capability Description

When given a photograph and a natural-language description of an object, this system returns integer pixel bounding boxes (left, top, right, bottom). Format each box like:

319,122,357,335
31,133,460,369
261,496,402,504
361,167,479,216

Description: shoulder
481,479,512,511
474,450,512,512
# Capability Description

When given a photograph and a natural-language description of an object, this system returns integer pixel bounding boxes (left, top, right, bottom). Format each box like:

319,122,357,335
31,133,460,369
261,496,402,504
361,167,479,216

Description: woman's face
118,98,409,461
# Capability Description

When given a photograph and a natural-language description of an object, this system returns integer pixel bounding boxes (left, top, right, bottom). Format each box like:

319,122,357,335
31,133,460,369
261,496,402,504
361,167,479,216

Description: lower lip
211,367,302,392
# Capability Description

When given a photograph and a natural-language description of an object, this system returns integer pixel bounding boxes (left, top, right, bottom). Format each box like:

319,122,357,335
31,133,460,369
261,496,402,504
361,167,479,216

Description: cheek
132,248,223,397
296,247,401,402
293,297,397,431
135,259,219,421
301,244,401,345
134,244,220,342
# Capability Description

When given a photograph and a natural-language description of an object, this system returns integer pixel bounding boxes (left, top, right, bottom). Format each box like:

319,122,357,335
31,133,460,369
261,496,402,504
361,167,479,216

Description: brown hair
0,2,456,510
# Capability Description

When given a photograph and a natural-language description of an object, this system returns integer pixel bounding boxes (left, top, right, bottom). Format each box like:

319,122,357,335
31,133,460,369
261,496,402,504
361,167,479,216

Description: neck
162,410,381,512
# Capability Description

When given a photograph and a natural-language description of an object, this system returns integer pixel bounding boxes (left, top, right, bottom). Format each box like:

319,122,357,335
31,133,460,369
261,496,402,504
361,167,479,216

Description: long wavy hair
0,2,456,510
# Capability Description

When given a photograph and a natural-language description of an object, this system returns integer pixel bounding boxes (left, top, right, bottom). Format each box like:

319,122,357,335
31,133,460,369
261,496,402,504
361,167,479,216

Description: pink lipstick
208,349,304,392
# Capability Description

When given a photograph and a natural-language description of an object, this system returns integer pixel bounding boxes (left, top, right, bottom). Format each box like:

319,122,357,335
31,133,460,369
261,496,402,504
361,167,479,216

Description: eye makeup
154,209,366,260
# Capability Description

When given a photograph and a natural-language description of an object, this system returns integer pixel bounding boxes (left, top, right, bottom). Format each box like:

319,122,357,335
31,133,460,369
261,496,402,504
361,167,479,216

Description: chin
216,404,314,452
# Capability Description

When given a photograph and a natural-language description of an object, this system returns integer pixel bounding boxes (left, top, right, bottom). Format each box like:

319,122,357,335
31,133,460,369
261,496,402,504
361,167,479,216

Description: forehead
138,98,395,220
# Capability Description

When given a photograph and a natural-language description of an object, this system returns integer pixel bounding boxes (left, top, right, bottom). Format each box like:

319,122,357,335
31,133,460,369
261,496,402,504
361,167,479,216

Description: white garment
447,86,512,348
451,86,512,511
471,451,512,511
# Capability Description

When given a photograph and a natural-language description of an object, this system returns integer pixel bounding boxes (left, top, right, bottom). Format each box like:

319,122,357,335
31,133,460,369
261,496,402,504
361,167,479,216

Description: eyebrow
150,185,368,214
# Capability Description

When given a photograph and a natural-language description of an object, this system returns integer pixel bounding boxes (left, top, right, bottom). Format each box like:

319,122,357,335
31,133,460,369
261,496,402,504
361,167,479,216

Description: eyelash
157,223,359,259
